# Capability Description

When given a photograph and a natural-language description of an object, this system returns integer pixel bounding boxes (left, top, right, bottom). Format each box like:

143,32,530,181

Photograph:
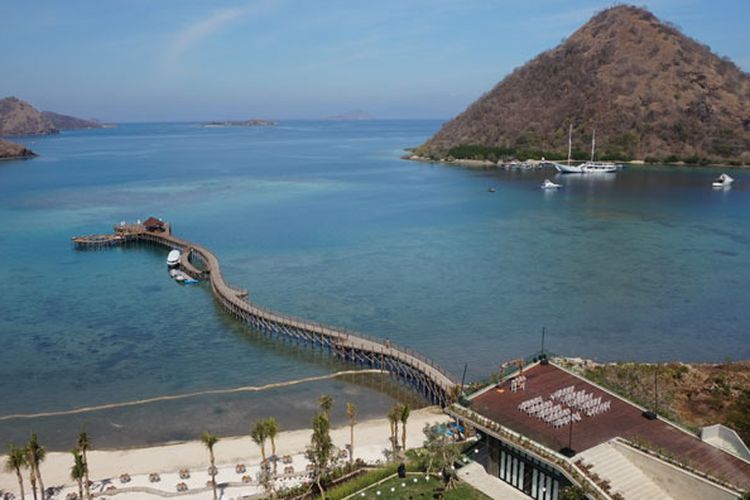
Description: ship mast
567,123,573,164
591,127,596,162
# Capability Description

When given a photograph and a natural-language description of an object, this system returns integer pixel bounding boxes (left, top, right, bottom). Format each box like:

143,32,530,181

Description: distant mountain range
418,5,750,165
0,96,103,136
325,109,375,121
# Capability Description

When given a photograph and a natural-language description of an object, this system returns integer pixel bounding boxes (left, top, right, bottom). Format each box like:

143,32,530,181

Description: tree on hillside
77,429,92,500
70,450,86,500
305,412,337,499
200,431,219,500
346,402,357,464
4,444,27,500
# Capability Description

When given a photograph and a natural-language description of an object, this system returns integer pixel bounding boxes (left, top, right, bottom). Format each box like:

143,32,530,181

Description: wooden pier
73,220,457,406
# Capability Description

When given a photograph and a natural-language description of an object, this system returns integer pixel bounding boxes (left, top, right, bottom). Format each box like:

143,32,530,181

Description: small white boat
167,249,180,268
541,179,563,190
712,173,734,188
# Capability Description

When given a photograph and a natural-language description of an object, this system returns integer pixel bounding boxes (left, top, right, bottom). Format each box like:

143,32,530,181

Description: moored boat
712,173,734,188
167,249,180,268
541,179,563,190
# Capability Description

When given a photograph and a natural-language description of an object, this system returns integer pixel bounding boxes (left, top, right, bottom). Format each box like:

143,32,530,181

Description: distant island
202,119,278,128
0,139,36,160
414,5,750,166
0,96,108,135
325,109,375,121
41,110,103,130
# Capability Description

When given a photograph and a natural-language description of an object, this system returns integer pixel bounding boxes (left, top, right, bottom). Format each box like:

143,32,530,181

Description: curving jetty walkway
73,222,457,406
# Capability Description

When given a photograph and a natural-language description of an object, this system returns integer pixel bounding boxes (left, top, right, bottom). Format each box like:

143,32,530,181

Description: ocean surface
1,121,749,450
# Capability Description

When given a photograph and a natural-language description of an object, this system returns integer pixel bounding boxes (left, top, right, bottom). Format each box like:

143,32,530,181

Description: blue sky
1,0,749,121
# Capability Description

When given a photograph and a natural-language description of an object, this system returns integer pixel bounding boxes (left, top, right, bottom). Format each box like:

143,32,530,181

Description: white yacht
167,249,180,268
541,179,563,190
712,173,734,188
553,126,619,174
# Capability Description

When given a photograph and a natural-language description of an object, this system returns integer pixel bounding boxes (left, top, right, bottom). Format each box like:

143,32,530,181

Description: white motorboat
541,179,563,190
167,249,180,268
712,173,734,188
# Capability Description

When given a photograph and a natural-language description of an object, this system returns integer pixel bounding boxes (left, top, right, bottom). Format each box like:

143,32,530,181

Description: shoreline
403,154,750,169
0,407,450,496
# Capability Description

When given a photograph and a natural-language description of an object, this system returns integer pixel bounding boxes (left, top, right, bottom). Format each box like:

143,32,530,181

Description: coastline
0,407,449,496
403,154,749,169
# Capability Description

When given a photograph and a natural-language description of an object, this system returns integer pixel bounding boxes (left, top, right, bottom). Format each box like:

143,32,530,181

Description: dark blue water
1,121,749,448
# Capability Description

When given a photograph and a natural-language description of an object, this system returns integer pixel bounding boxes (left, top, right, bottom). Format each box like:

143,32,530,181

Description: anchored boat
712,173,734,188
167,249,180,268
541,179,563,190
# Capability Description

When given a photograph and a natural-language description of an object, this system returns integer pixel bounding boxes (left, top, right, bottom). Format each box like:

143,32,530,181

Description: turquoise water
1,121,749,449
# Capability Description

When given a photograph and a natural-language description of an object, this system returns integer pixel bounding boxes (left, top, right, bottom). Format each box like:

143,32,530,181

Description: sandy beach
0,406,449,499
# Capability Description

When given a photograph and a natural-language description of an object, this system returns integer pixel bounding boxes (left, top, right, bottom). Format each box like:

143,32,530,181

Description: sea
1,121,748,450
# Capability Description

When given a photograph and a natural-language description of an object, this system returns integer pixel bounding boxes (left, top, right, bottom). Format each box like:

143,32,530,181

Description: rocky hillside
419,5,750,165
0,139,36,160
0,97,58,135
42,111,102,130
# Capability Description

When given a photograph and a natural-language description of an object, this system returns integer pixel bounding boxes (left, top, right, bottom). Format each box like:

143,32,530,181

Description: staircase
578,442,672,500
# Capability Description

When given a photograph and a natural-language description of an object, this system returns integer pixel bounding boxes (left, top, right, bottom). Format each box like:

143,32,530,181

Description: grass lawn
352,474,490,500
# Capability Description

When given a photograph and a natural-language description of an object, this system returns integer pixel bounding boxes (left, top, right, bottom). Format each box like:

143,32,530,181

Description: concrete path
458,462,531,499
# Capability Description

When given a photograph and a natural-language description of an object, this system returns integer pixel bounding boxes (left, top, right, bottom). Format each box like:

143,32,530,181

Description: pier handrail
78,225,458,402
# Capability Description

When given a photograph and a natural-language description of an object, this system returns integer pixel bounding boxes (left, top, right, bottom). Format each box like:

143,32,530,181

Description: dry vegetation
421,5,750,165
559,357,750,444
0,138,36,159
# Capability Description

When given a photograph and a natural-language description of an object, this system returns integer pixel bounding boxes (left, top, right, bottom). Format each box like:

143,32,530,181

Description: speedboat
488,187,496,193
712,173,734,188
167,249,180,268
541,179,563,190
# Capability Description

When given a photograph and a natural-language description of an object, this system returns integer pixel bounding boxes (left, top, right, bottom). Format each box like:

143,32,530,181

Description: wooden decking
74,222,457,405
470,363,750,490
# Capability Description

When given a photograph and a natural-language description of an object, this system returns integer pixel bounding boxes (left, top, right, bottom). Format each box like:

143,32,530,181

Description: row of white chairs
584,400,611,417
549,385,576,400
552,413,582,428
517,396,543,412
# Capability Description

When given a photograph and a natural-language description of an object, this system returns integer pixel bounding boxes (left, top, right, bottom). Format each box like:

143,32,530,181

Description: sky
1,0,749,122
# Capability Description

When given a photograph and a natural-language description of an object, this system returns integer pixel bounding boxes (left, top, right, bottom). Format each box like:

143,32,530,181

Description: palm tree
70,450,86,500
400,404,411,452
5,444,27,500
387,405,401,456
77,430,92,500
345,402,357,464
319,394,333,417
264,417,280,475
26,433,45,500
250,420,268,463
25,447,37,500
201,432,219,500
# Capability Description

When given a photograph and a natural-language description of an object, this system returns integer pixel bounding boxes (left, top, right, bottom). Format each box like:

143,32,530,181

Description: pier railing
74,223,458,405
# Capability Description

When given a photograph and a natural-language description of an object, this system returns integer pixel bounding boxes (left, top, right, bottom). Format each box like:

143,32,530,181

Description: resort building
450,361,750,500
142,216,166,232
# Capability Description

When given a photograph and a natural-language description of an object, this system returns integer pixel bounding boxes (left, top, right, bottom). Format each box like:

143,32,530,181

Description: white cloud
164,1,275,67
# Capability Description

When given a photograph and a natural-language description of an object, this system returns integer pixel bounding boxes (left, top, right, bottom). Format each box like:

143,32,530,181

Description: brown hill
419,5,750,165
42,111,102,130
0,139,36,160
0,97,58,136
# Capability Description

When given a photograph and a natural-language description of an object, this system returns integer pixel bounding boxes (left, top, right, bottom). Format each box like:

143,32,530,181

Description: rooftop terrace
469,362,750,490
